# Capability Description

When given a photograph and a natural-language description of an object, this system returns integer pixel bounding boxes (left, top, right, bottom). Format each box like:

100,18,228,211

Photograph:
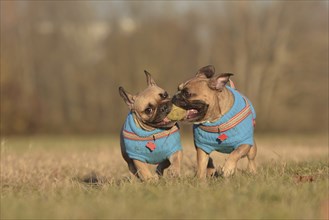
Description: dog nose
172,95,184,106
172,95,179,105
160,104,168,112
172,95,187,108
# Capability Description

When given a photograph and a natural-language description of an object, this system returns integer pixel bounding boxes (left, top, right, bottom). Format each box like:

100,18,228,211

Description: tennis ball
167,105,186,121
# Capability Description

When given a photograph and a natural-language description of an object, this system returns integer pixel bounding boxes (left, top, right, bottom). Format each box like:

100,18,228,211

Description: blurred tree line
1,1,328,135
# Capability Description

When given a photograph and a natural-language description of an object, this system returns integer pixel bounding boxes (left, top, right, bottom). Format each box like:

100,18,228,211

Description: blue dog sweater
193,86,256,154
122,112,182,164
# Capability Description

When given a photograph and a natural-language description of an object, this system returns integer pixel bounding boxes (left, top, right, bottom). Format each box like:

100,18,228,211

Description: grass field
1,134,328,219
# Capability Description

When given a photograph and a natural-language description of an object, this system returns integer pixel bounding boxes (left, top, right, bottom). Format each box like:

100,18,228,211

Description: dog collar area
198,96,252,133
122,125,179,141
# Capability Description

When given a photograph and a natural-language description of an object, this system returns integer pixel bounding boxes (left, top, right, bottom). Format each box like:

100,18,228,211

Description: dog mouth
184,107,207,122
174,101,208,123
141,115,175,129
172,95,208,122
147,108,176,128
151,116,176,128
186,109,199,120
144,101,177,128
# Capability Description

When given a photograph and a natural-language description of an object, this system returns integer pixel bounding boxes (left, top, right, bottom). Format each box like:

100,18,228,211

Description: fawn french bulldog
119,71,182,181
172,65,257,179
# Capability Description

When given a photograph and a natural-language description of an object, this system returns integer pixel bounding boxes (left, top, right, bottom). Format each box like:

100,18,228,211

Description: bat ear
208,73,234,91
144,70,157,86
119,86,135,109
196,65,215,78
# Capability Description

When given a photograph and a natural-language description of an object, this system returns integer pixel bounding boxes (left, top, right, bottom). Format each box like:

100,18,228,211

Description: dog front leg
168,150,182,178
156,150,182,178
222,144,251,177
133,160,157,182
196,147,209,180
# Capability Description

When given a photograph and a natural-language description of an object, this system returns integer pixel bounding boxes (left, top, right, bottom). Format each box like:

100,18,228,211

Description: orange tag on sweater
146,142,156,151
217,133,228,141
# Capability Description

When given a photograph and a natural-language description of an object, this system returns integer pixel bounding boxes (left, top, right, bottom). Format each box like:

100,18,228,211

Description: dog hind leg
156,159,171,176
196,147,210,180
207,157,218,177
127,161,139,181
247,139,257,174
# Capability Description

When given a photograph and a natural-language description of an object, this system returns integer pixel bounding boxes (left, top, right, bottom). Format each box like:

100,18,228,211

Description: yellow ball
167,105,186,121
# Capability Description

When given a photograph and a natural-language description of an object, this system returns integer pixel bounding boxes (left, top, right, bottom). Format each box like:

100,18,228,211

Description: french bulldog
172,65,257,179
119,71,182,181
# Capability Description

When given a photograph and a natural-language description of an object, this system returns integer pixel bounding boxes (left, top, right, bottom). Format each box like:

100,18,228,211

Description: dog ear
196,65,216,78
208,73,234,91
119,86,135,109
144,70,157,86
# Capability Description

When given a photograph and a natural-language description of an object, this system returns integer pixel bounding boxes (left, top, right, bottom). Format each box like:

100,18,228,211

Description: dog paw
222,160,237,177
144,175,159,183
247,161,257,174
207,168,219,178
166,168,181,179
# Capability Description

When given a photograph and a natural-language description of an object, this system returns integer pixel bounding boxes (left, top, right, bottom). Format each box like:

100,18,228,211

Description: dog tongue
162,117,171,123
186,109,198,119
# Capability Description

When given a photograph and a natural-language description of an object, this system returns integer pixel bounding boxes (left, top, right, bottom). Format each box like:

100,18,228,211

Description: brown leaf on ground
293,174,316,183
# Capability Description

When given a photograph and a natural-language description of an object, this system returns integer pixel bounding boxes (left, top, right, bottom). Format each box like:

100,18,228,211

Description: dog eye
182,90,191,98
144,107,153,115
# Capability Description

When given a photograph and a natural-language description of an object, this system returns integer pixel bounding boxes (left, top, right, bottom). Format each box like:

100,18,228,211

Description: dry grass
1,134,328,219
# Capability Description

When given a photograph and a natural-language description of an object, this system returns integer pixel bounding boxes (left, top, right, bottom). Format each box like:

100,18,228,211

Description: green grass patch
1,136,328,219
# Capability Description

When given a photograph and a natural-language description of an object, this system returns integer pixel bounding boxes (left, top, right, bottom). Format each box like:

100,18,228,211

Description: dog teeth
189,109,198,114
186,109,198,119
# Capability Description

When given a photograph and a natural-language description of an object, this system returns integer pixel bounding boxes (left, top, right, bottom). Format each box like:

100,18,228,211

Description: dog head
119,71,175,130
172,65,233,123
